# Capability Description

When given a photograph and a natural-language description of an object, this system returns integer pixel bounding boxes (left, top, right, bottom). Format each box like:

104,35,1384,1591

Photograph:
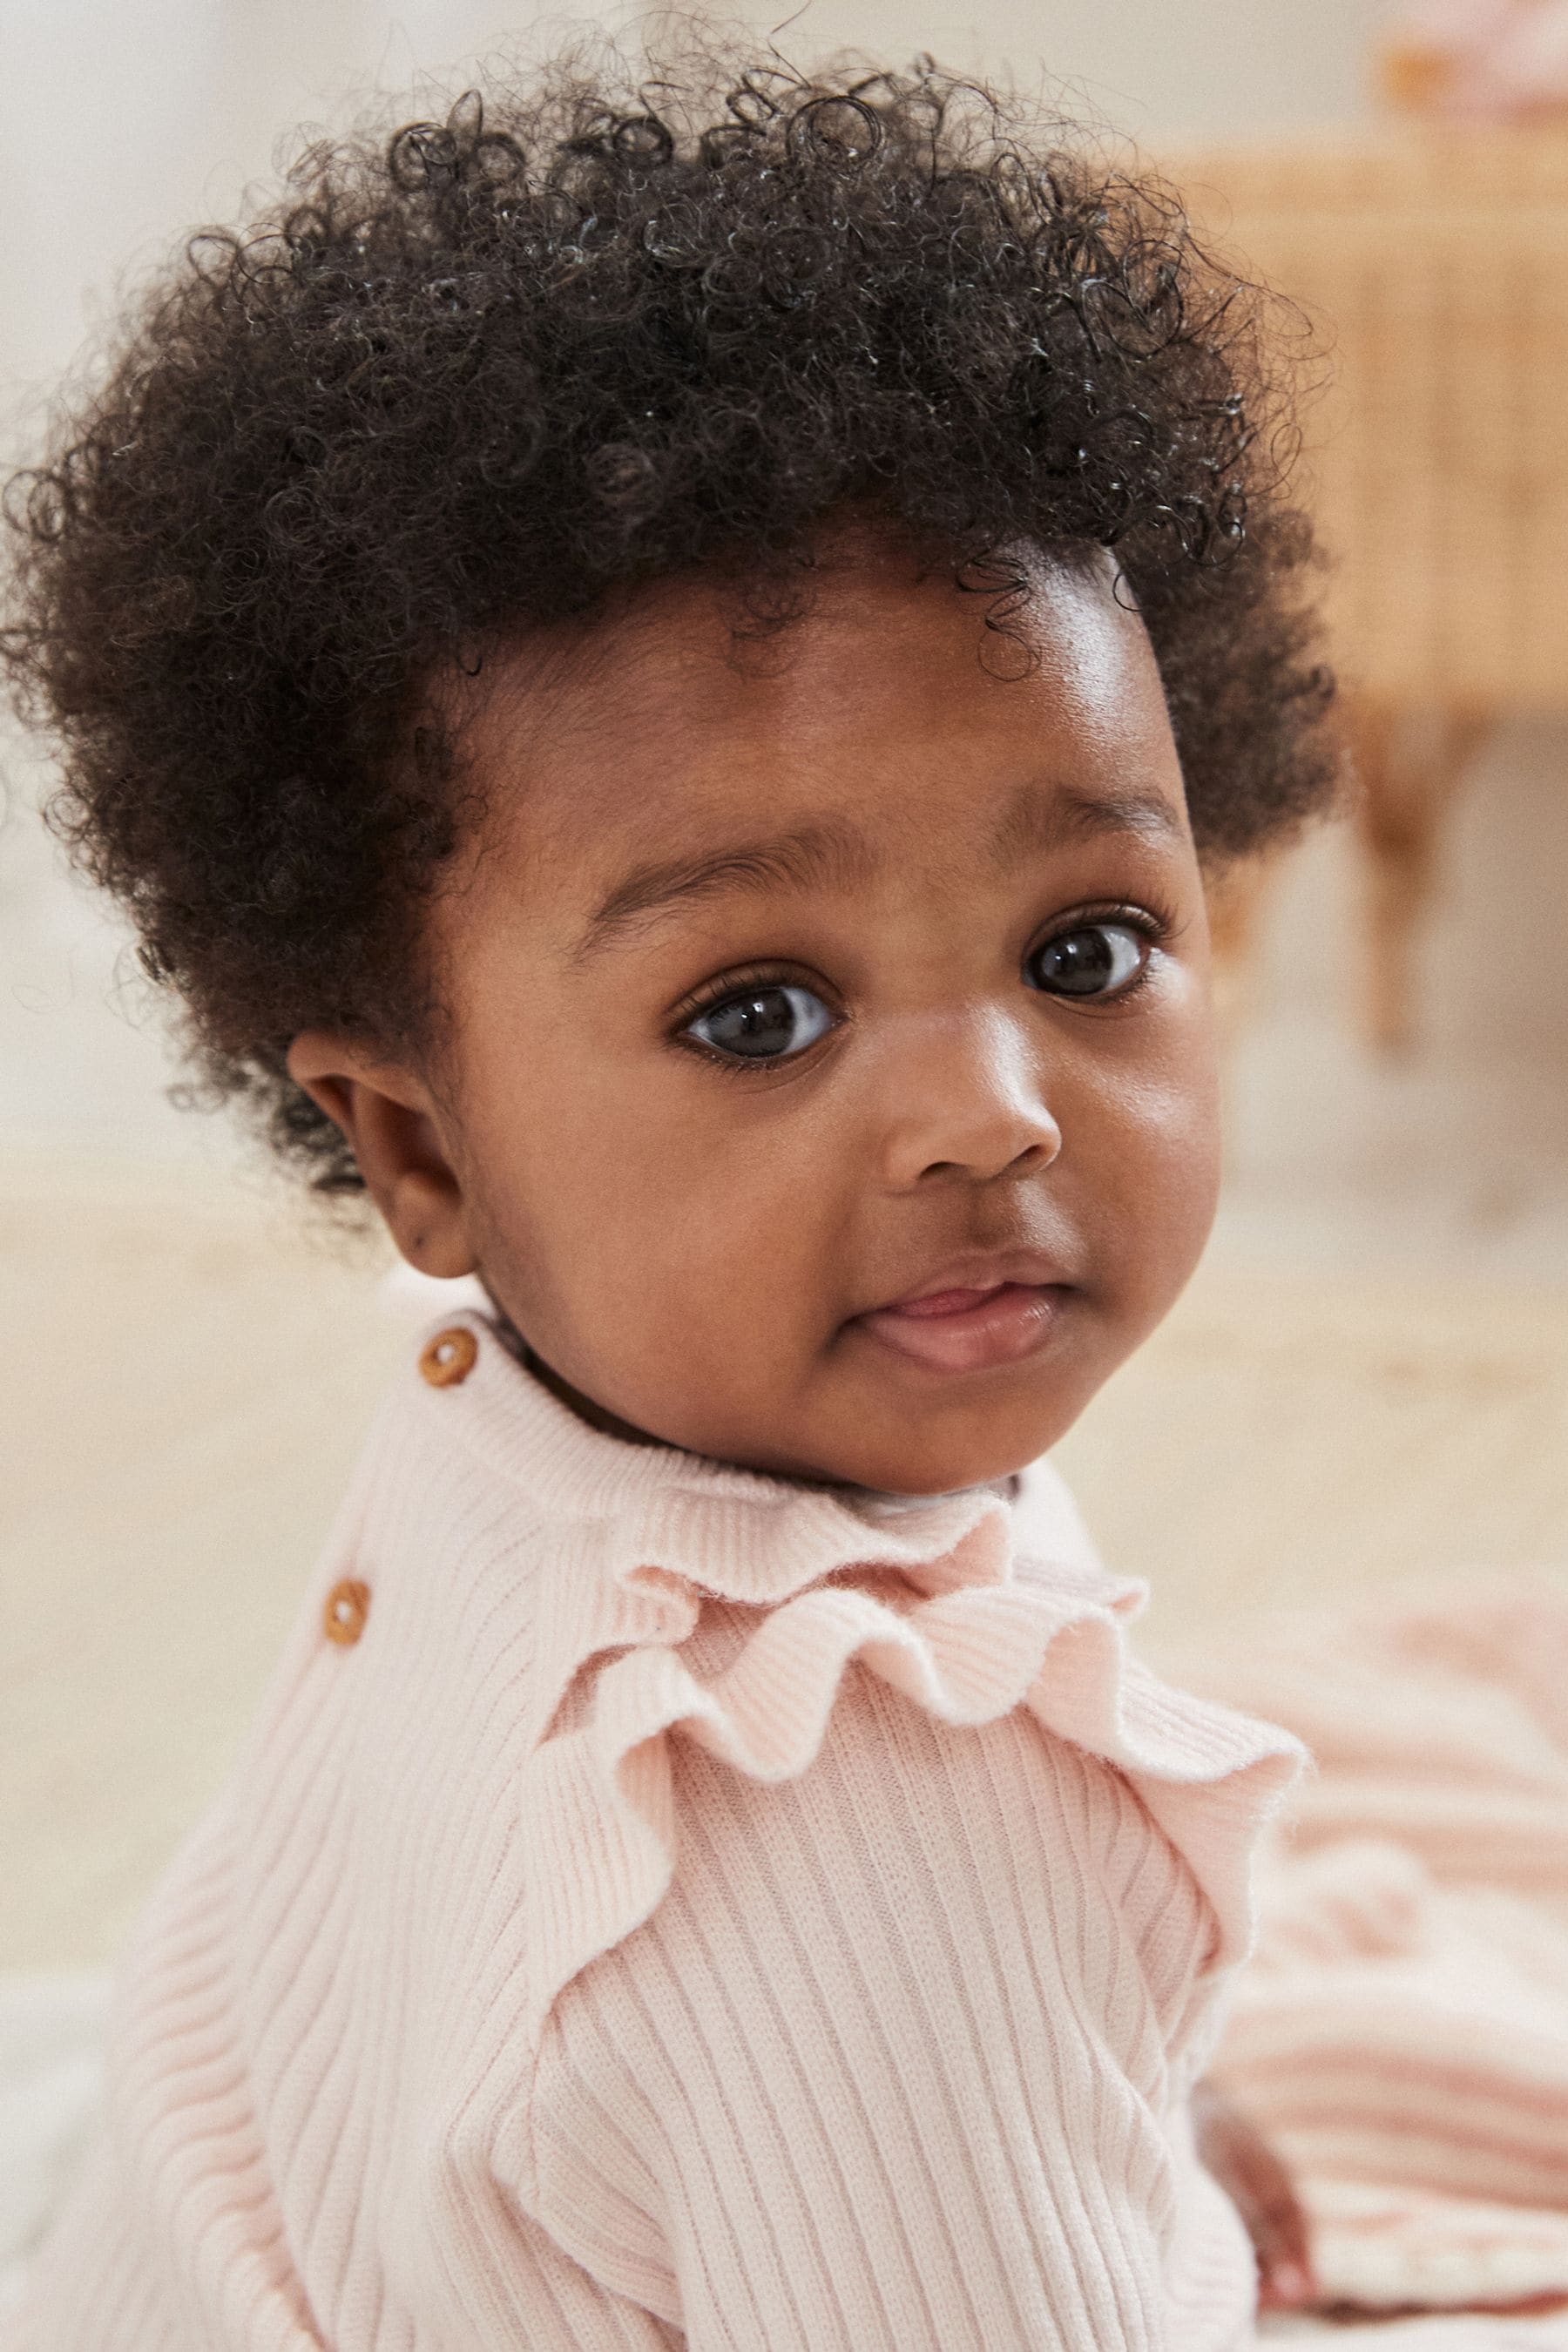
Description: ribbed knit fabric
4,1311,1303,2350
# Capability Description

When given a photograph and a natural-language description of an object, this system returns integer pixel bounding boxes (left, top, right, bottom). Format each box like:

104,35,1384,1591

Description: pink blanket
1166,1572,1568,2325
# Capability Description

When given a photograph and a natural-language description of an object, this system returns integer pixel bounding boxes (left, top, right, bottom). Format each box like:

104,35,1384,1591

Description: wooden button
420,1326,478,1389
323,1578,370,1646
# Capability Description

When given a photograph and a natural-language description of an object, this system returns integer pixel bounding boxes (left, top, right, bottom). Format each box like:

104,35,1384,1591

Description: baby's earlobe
386,1167,476,1281
285,1031,476,1277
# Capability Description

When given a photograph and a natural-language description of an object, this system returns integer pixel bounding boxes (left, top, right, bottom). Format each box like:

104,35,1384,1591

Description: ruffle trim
515,1538,1306,2077
402,1313,1304,2130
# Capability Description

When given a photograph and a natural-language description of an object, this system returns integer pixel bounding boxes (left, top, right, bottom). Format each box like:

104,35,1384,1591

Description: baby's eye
1025,921,1149,999
684,983,836,1062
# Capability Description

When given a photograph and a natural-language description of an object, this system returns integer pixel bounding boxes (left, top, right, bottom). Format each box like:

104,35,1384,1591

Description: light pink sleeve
524,1659,1247,2352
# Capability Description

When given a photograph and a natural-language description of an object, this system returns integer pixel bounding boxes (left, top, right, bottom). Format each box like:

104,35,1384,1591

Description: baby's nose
873,1010,1063,1190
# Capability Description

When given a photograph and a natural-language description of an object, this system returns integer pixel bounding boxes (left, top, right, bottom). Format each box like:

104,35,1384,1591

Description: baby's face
352,537,1219,1491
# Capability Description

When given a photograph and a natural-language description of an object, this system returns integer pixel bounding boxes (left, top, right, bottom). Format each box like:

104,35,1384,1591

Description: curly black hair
1,37,1335,1193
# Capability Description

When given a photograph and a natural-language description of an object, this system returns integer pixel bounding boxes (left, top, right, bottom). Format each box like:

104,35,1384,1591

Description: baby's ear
286,1031,476,1281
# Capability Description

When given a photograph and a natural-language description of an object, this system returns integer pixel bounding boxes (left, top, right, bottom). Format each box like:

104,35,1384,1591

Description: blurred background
5,0,1568,1986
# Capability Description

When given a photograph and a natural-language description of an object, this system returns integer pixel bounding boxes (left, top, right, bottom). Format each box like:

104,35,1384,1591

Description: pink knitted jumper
8,1311,1303,2350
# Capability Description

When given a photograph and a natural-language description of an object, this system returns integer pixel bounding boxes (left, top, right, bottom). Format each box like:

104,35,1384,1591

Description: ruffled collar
396,1307,1305,2126
427,1306,1070,1613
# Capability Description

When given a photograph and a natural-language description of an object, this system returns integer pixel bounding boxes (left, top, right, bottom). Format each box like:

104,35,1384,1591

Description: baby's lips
856,1240,1077,1320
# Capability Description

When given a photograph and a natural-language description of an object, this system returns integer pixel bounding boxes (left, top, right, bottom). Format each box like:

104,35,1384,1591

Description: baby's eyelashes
684,981,837,1064
676,908,1164,1076
1025,919,1152,999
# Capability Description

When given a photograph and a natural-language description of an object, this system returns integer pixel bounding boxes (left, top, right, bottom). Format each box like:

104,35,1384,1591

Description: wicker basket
1173,125,1568,708
1169,127,1568,1043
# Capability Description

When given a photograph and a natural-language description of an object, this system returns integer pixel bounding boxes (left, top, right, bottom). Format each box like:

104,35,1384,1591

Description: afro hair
2,37,1335,1192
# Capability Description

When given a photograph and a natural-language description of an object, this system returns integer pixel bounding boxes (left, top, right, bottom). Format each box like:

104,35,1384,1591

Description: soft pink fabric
5,1312,1302,2350
1175,1575,1568,2322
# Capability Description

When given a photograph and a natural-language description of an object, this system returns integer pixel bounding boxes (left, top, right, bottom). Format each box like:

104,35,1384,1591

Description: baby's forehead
470,537,1155,795
453,551,1185,937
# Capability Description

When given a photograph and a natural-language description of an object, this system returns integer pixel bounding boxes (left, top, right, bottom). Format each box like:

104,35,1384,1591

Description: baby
3,43,1336,2349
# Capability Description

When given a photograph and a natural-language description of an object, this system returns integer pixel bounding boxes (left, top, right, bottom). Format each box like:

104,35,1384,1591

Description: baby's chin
689,1367,1096,1498
785,1291,1124,1493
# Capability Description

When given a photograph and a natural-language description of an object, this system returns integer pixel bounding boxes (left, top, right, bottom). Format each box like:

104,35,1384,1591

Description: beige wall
3,0,1384,401
708,0,1386,142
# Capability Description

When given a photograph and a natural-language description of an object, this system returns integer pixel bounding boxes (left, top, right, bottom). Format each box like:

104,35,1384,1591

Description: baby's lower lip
853,1281,1066,1374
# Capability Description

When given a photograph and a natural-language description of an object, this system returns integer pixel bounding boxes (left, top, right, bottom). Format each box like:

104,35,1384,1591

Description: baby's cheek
1151,1051,1223,1236
1085,1039,1222,1326
573,1147,822,1382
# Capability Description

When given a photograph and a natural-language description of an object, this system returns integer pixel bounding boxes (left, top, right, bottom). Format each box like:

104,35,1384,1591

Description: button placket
420,1327,478,1388
323,1578,370,1646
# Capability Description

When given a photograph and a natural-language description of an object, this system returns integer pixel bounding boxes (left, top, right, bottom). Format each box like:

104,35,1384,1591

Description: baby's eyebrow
569,782,1183,964
990,780,1186,864
569,821,875,964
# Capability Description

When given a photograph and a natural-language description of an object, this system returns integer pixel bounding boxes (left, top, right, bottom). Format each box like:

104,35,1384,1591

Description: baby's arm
524,1664,1234,2351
